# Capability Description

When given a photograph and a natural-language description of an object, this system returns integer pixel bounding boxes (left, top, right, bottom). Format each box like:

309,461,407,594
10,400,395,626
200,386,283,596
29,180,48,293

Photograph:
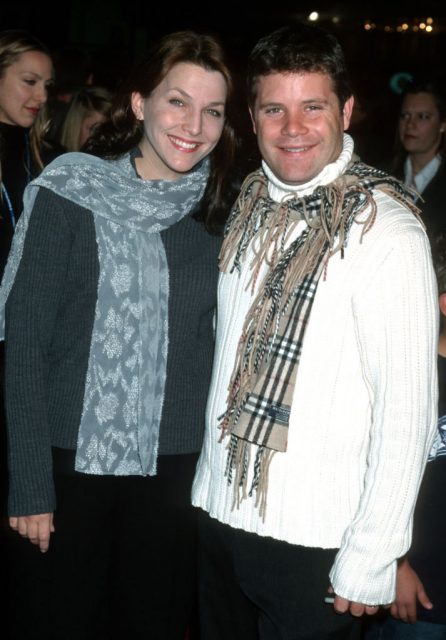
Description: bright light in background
426,25,433,32
308,11,319,21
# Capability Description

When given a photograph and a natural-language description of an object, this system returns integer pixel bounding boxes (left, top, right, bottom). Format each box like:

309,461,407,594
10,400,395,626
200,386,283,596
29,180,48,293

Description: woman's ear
131,92,144,121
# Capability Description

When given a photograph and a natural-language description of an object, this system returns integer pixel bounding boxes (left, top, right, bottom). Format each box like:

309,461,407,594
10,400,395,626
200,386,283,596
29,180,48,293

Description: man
192,22,439,640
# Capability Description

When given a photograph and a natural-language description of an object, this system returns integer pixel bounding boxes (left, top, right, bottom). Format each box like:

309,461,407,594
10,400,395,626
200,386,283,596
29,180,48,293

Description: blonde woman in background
60,85,112,151
0,30,57,633
0,29,56,277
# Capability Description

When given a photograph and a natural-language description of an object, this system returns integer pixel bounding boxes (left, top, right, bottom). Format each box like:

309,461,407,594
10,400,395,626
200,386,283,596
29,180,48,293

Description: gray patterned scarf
0,151,209,476
219,161,420,518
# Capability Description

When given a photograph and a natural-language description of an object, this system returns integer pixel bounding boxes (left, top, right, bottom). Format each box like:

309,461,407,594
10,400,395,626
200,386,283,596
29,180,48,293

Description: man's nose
281,112,308,136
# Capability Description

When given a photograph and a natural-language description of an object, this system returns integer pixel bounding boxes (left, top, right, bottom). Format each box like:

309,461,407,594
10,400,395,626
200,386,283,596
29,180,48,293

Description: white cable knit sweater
192,135,439,605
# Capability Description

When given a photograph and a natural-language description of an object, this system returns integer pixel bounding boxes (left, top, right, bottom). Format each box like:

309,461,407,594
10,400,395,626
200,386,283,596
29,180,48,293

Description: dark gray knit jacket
5,187,222,516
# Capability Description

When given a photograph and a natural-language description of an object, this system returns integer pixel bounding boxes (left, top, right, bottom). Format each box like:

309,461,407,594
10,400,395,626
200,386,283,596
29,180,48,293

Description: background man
192,22,438,640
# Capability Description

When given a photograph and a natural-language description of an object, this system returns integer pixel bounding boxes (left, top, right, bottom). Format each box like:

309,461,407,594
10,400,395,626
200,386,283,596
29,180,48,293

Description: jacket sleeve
329,218,439,605
5,188,73,516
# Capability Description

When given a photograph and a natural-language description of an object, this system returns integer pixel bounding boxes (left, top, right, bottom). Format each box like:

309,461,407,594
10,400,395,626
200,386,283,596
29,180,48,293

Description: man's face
250,71,354,185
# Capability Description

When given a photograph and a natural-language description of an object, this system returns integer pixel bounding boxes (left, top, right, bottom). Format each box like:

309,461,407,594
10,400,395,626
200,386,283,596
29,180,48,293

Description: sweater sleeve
329,218,439,605
5,188,76,516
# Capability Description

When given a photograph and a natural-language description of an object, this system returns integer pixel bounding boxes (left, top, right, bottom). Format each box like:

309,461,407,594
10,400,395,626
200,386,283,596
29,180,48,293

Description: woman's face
399,92,445,162
79,110,107,149
131,62,227,180
0,50,53,127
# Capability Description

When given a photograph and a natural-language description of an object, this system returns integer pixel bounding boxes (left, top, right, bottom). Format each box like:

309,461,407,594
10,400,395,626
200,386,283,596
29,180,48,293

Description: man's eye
169,98,184,107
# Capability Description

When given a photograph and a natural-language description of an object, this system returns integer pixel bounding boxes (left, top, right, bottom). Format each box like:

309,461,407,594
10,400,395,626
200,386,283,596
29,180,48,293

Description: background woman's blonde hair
60,86,112,151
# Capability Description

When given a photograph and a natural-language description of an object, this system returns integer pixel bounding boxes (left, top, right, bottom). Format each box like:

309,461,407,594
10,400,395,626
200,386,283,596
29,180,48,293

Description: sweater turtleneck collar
263,133,354,203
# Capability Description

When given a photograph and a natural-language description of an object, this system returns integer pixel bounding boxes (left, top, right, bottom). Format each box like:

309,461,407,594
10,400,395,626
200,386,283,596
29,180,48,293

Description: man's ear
131,92,144,121
249,106,257,135
342,95,355,130
439,292,446,319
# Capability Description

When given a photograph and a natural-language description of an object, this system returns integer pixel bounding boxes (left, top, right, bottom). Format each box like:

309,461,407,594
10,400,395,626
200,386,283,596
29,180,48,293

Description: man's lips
278,143,316,153
281,146,310,152
168,135,202,152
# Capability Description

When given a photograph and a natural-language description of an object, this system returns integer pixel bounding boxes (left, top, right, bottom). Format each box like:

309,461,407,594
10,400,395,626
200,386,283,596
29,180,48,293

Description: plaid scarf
218,161,420,519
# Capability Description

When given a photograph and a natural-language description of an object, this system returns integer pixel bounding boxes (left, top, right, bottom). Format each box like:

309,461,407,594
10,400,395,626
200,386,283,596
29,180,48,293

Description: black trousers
197,511,361,640
6,448,199,640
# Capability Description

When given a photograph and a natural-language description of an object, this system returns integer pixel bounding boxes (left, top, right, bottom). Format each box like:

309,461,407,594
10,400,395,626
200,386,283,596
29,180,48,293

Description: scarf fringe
219,162,420,520
221,176,380,441
225,436,276,522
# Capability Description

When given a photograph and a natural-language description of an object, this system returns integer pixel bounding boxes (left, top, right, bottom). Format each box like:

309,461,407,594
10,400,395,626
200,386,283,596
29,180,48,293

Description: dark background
2,1,446,165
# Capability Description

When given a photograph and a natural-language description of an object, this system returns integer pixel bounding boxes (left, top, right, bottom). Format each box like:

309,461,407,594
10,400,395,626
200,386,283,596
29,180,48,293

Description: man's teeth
284,147,309,152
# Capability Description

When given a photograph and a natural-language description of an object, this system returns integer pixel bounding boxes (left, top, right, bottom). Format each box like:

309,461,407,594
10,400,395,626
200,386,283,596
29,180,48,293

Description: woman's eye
24,79,36,86
206,109,222,118
169,98,184,107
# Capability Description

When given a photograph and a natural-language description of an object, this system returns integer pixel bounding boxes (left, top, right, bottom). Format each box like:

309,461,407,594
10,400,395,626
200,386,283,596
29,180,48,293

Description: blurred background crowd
2,0,446,166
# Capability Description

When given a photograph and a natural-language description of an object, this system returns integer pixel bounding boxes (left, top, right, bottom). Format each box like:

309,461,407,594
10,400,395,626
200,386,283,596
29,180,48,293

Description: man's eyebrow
257,101,283,109
258,98,330,108
302,98,329,104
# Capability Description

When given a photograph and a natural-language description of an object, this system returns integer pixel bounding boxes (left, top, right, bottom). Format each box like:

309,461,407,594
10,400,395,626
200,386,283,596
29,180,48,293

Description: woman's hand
9,513,55,553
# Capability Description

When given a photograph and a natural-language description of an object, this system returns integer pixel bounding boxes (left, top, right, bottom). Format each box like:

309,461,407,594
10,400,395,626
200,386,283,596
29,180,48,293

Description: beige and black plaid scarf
218,161,420,519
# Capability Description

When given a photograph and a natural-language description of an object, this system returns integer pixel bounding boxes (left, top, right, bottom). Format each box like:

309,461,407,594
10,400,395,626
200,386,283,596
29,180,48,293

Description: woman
60,85,113,151
390,80,446,239
1,30,238,640
0,31,55,610
0,29,54,278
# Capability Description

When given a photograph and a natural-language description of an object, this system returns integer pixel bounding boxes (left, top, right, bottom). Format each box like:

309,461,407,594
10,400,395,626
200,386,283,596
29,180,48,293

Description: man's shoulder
343,161,424,238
